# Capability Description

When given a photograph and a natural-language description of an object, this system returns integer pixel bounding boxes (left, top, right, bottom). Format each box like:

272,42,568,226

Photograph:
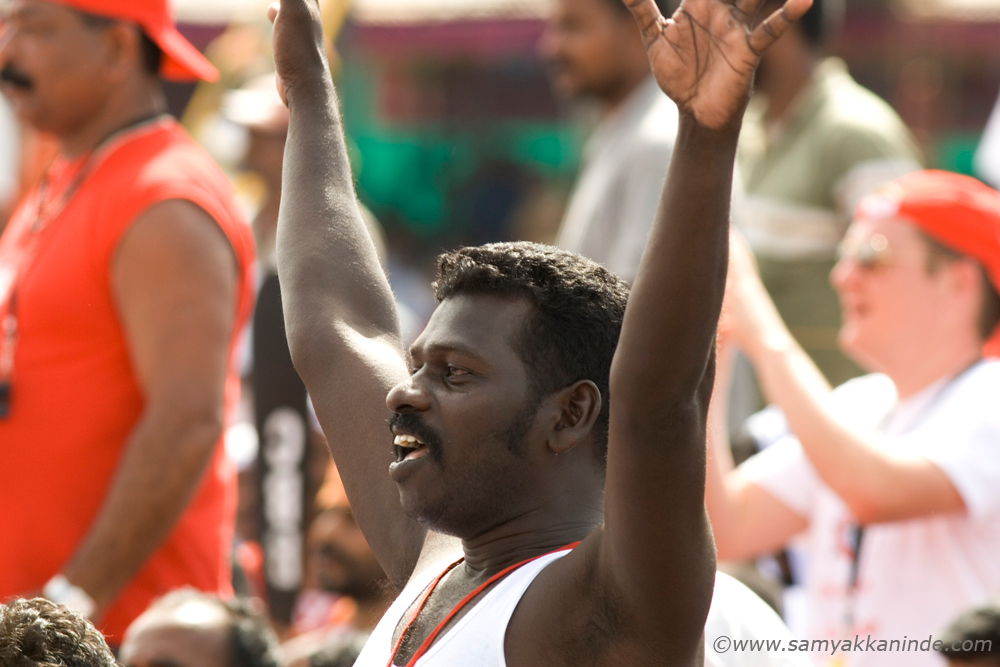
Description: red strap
390,542,581,667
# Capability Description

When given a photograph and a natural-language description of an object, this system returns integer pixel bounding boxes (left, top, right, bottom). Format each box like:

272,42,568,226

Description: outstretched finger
746,0,812,55
622,0,667,47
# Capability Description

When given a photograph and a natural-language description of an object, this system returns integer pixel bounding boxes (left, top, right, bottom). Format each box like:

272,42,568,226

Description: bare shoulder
115,198,237,274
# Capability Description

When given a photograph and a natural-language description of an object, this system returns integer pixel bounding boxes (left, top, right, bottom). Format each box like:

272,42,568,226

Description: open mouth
393,434,430,463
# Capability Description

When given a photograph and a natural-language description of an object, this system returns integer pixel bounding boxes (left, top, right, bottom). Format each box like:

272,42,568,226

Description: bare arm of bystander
56,200,238,618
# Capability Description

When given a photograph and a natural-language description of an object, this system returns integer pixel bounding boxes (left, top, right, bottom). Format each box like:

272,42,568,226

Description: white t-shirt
707,572,812,667
741,361,1000,667
557,76,678,283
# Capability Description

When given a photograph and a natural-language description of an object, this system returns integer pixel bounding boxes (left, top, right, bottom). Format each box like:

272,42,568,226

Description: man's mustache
388,412,444,462
0,64,33,91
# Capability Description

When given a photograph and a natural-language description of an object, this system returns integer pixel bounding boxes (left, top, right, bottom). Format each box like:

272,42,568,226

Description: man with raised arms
267,0,810,664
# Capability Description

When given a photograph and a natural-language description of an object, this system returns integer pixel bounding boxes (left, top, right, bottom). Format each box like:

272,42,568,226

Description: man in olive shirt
737,0,922,387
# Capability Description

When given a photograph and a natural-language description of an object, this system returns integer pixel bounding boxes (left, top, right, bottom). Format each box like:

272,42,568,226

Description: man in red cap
708,170,1000,667
0,0,255,644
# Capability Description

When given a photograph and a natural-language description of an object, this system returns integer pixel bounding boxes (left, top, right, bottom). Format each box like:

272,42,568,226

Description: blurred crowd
2,0,1000,666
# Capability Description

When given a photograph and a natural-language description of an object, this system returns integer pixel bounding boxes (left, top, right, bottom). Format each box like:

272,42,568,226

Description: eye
444,365,470,379
408,365,422,376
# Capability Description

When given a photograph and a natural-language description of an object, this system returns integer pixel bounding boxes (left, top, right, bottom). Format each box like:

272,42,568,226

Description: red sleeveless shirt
0,117,255,641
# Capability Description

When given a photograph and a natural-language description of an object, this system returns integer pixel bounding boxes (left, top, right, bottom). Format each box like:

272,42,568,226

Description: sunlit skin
269,0,812,662
118,601,232,667
831,216,985,393
538,0,651,110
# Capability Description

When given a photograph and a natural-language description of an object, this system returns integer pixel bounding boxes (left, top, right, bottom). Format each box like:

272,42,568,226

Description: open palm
625,0,812,129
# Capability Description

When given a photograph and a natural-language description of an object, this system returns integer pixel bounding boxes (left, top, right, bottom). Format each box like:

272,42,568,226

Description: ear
945,258,984,299
547,380,602,457
99,22,146,82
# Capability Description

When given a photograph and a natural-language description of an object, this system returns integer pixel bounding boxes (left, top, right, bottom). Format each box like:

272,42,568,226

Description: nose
830,253,860,295
386,375,432,414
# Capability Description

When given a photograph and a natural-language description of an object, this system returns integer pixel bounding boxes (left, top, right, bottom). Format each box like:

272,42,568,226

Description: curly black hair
938,604,1000,662
0,598,117,667
434,242,630,462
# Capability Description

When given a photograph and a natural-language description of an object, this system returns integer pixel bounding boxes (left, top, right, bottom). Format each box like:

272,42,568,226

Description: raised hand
624,0,812,129
267,0,329,106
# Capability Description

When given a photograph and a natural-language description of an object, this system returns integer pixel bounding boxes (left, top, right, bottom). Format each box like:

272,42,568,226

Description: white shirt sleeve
904,366,1000,519
705,572,812,667
739,436,820,520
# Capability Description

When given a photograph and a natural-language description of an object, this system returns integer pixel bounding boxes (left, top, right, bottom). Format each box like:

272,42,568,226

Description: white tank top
353,549,572,667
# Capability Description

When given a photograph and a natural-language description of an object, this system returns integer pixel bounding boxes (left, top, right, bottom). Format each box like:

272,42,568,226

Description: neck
599,70,649,118
354,594,392,633
58,84,167,158
886,342,982,399
460,502,602,576
759,53,817,124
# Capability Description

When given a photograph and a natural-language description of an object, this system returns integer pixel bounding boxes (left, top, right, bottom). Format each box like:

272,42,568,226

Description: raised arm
725,232,964,524
599,0,810,660
269,0,428,585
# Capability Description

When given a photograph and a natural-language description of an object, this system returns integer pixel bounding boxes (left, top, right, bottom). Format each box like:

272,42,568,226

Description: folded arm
726,234,964,525
598,0,811,661
270,0,428,585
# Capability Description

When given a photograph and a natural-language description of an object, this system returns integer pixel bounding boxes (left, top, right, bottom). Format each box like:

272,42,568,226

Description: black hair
433,242,630,463
937,604,1000,664
146,589,281,667
77,11,163,76
0,598,117,667
922,233,1000,342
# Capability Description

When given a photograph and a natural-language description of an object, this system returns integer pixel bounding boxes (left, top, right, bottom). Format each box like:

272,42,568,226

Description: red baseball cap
855,170,1000,356
51,0,218,82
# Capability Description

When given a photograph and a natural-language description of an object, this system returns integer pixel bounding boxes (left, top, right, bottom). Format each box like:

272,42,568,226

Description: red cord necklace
386,541,581,667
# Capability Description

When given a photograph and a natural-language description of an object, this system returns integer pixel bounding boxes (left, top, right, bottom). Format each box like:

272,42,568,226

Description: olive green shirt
737,58,923,386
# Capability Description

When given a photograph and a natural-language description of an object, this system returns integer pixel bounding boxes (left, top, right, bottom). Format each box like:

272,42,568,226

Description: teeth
393,435,423,448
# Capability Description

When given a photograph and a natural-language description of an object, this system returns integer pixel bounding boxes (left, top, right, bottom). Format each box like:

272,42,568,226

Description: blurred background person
540,0,677,283
737,0,922,390
0,598,118,667
938,603,1000,667
119,589,281,667
282,464,391,667
0,0,255,645
708,172,1000,667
